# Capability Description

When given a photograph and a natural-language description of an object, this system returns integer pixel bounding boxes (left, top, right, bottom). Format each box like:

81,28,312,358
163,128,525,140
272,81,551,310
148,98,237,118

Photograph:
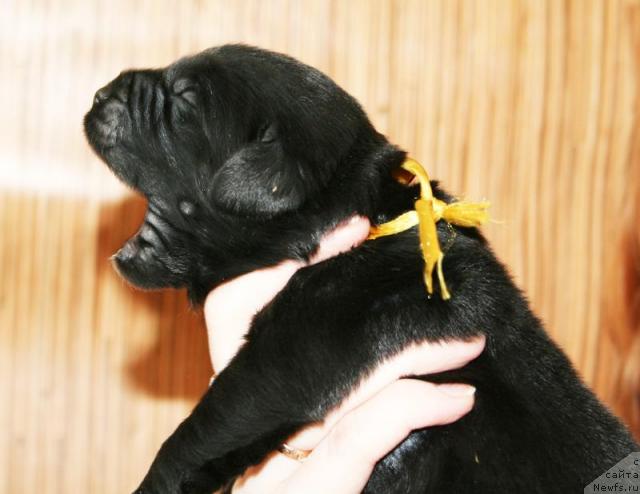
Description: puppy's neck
347,142,420,223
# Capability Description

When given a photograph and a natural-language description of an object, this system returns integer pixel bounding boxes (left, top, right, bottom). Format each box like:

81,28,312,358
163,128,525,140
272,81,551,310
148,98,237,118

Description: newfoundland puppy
84,45,638,493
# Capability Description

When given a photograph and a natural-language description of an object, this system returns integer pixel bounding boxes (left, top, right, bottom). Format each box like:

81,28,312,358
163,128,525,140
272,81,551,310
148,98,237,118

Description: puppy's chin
111,241,178,290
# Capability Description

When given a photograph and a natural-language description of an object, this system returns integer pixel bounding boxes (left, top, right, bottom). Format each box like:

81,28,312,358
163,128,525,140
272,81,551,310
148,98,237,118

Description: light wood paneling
1,1,638,492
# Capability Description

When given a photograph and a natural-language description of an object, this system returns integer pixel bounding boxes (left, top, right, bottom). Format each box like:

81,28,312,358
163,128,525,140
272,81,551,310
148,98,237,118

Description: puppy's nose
92,71,133,106
93,83,119,107
93,87,110,105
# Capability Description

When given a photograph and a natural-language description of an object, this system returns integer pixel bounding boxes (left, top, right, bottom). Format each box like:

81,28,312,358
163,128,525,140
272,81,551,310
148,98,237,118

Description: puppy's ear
210,124,319,216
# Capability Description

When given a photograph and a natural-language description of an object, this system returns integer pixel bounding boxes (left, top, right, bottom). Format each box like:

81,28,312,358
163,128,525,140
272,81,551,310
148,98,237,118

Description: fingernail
438,384,476,397
349,215,361,224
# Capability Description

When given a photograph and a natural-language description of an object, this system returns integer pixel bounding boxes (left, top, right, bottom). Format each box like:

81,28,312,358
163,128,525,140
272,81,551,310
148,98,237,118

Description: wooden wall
1,1,639,492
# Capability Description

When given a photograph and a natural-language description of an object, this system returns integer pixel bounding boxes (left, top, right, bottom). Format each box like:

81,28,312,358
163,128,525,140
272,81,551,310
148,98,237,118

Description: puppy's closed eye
257,123,277,144
172,78,198,106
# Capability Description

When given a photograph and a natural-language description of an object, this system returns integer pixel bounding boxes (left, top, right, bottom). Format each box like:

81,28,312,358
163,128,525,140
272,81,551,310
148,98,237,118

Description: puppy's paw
133,470,182,494
179,468,223,494
133,469,221,494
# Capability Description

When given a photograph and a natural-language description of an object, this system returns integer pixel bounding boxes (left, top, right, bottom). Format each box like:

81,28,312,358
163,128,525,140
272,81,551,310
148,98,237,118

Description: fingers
389,336,486,377
230,450,301,494
310,216,371,264
287,335,485,450
278,379,475,494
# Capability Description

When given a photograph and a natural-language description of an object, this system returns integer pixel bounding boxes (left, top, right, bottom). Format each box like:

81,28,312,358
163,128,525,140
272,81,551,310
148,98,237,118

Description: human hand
204,216,485,494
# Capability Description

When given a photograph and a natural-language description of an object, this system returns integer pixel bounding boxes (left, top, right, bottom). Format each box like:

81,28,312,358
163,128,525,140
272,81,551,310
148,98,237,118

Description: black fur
84,45,638,493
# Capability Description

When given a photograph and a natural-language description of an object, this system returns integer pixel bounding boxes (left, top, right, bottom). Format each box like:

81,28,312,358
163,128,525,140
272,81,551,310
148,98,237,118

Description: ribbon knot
368,158,490,300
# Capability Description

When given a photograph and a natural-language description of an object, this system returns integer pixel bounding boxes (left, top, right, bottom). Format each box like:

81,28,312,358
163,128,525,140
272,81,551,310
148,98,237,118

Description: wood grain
1,1,638,492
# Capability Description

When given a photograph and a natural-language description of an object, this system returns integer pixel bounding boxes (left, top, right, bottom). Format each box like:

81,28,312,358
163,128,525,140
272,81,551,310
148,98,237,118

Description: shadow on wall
96,194,212,402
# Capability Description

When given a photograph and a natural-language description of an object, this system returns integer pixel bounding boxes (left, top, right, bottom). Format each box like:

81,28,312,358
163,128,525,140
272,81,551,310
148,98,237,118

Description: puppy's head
84,45,402,300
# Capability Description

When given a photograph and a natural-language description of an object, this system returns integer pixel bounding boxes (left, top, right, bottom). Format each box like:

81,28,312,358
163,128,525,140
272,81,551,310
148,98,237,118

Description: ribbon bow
368,158,490,300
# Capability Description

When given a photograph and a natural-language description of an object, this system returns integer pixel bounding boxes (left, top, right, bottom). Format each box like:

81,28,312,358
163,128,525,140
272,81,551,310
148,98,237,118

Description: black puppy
84,45,638,493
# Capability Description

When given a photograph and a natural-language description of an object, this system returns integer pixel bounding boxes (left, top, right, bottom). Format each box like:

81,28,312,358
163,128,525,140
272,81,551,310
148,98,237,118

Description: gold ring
277,443,312,461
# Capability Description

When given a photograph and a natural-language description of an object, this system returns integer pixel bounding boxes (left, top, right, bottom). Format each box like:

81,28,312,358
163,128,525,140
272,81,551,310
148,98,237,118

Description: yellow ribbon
368,158,490,300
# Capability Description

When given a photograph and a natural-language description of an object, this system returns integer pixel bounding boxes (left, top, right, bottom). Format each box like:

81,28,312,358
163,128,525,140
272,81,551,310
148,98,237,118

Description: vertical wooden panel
1,1,638,492
595,0,640,441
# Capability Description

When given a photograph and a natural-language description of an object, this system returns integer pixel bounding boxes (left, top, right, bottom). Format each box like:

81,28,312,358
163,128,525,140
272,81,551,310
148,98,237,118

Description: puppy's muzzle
84,72,133,150
111,211,185,289
112,236,169,289
112,237,152,286
93,71,132,106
